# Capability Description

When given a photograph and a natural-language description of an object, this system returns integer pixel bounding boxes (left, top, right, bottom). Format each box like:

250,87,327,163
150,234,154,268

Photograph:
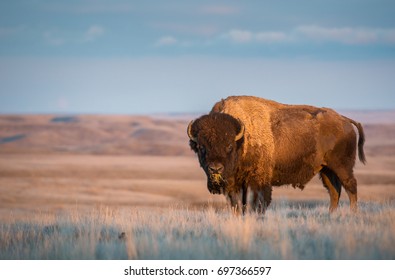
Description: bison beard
207,174,236,195
207,173,226,194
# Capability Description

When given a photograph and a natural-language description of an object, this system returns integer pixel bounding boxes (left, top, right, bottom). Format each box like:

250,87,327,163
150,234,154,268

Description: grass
1,201,394,260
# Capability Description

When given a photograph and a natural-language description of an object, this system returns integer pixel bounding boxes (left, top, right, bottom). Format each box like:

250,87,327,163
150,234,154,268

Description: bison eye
226,144,233,153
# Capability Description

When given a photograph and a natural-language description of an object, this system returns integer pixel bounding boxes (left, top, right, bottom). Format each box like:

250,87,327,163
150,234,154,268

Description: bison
187,96,366,214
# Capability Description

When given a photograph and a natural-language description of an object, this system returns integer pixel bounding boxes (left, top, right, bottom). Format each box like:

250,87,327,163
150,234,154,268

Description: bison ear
187,120,199,153
235,119,245,142
189,139,198,153
187,120,197,143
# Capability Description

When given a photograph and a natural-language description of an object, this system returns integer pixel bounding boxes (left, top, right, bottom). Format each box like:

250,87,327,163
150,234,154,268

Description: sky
0,0,394,114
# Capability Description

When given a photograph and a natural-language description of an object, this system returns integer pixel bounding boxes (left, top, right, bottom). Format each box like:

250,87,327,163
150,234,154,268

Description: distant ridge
0,115,191,156
0,112,394,156
154,110,395,124
339,110,395,124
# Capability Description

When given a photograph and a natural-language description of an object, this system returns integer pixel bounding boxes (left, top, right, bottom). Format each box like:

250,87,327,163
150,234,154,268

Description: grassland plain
0,114,394,259
1,203,394,259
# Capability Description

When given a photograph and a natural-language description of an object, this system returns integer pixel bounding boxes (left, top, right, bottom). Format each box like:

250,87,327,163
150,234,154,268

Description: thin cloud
225,29,253,43
297,25,395,45
156,36,178,46
74,4,133,14
43,30,66,46
297,25,375,44
83,25,105,42
43,25,105,46
0,26,25,37
224,29,289,44
200,5,239,15
151,22,219,37
223,26,395,45
255,32,290,43
45,2,134,14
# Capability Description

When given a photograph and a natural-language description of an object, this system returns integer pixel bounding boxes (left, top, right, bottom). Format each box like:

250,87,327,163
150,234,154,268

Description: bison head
187,113,245,195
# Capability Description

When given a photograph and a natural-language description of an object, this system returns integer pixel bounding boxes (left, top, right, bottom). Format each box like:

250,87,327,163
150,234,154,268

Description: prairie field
1,203,394,259
0,113,394,259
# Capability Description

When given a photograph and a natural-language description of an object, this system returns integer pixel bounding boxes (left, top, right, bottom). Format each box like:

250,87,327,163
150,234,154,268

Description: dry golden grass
1,204,394,259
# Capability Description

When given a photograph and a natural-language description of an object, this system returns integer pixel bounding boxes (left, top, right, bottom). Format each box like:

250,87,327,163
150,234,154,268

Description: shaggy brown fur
188,95,366,213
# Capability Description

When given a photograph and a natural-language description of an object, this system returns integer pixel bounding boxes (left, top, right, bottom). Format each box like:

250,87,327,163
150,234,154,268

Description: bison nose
208,163,224,174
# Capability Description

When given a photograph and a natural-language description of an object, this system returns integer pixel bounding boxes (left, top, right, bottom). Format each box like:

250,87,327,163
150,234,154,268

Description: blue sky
0,0,394,114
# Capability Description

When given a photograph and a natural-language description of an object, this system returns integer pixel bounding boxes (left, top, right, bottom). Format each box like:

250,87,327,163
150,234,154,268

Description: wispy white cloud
155,36,178,46
200,5,239,15
0,26,25,38
222,26,395,45
75,3,133,14
43,30,66,46
45,2,133,14
152,22,219,37
225,29,253,43
297,25,395,45
155,29,290,48
384,30,395,43
297,26,372,44
224,29,290,44
83,25,105,42
255,31,290,43
153,23,395,51
43,25,105,46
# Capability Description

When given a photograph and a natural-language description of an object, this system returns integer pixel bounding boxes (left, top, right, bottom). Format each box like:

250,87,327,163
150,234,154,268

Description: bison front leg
251,186,272,214
242,184,248,215
226,191,242,214
226,184,248,215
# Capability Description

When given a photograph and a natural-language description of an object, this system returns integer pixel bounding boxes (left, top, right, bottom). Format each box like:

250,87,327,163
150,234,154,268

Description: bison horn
235,120,245,141
187,120,197,142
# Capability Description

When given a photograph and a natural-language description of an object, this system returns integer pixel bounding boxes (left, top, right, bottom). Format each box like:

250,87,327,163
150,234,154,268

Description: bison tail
356,121,367,164
343,116,367,164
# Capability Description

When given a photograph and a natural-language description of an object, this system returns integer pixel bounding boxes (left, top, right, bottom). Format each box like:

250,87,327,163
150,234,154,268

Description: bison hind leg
333,168,358,213
320,167,342,213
